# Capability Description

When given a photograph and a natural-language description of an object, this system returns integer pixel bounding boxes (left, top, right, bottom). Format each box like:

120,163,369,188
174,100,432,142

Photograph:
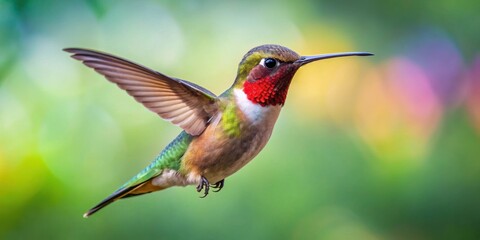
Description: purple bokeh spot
401,27,465,106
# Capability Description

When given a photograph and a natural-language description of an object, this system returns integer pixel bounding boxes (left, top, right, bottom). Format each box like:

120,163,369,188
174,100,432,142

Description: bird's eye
260,58,278,69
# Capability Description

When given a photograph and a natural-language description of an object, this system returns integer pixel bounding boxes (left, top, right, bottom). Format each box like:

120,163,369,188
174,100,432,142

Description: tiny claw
211,179,225,193
196,176,210,198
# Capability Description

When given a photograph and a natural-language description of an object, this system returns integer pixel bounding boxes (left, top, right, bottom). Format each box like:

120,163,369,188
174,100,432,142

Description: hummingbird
64,44,372,218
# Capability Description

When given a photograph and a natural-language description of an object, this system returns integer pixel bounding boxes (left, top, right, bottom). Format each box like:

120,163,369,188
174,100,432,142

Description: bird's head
234,44,372,106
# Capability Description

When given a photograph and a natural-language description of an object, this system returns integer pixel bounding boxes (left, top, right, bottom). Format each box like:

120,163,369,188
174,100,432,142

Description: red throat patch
242,65,297,106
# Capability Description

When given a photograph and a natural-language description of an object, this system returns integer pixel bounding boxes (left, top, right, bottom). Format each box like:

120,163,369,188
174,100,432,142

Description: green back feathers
120,131,193,188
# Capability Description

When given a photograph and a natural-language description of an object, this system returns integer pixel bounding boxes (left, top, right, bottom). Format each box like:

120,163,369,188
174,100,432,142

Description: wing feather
65,48,218,135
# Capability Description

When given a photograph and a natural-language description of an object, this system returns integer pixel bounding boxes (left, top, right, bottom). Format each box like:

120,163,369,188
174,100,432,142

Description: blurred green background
1,0,480,239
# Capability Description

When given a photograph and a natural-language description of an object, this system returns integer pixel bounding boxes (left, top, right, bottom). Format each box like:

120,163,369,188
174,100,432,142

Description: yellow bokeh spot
353,64,437,171
290,24,372,126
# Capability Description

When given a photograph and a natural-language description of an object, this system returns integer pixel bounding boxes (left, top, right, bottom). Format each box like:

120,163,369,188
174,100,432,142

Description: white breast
234,88,281,124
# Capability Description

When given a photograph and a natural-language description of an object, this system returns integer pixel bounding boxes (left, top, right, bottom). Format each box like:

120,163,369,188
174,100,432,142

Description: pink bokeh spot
386,57,443,139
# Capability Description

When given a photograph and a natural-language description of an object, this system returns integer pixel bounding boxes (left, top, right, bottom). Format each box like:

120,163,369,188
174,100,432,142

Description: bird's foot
210,179,225,192
196,176,210,198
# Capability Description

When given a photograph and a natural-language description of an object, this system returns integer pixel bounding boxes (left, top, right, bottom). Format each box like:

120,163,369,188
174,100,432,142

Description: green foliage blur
1,0,480,239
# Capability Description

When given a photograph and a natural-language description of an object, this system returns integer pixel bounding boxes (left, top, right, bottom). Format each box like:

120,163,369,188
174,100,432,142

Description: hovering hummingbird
65,44,372,218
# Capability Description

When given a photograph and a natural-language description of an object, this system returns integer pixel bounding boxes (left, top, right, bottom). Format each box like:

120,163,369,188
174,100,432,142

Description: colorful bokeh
1,0,479,239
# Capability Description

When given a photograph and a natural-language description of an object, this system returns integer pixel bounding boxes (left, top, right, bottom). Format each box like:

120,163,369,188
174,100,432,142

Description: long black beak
296,52,373,65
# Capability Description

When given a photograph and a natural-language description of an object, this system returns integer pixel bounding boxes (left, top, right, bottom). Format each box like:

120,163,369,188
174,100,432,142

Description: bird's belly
181,104,281,183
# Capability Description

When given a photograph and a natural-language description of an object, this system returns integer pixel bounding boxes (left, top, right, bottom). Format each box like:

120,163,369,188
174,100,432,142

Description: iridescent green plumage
120,131,192,189
220,101,241,137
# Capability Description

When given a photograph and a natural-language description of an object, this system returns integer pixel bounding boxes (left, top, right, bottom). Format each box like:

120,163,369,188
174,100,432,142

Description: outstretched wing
64,48,218,135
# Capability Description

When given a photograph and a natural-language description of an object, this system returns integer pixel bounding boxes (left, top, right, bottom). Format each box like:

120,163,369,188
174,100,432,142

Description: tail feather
83,182,147,218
